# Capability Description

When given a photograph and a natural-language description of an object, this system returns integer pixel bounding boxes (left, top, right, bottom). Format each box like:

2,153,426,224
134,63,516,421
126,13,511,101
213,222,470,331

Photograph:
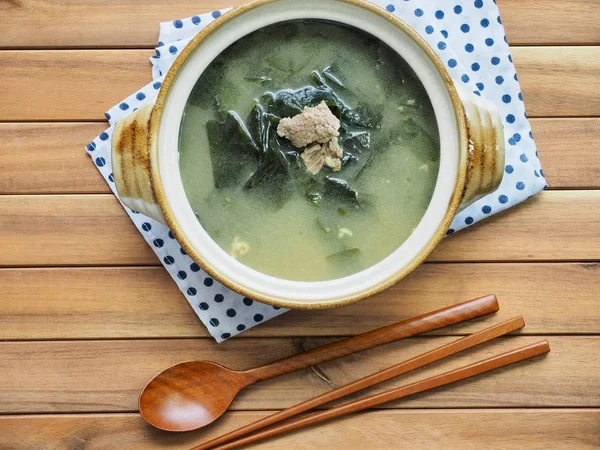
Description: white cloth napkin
86,0,546,342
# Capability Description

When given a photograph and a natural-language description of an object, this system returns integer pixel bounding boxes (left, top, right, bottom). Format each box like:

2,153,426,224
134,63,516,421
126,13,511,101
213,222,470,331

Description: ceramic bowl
112,0,504,309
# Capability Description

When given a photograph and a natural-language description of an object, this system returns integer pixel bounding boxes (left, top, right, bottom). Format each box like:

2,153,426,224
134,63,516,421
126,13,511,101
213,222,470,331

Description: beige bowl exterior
112,0,505,309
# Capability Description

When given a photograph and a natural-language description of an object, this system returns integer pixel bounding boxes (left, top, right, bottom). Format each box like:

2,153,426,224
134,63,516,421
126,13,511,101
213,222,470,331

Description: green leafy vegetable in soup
179,20,440,281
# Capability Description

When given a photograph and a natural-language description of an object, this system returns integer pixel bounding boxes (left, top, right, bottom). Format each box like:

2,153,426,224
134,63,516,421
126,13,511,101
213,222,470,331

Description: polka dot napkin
85,0,546,342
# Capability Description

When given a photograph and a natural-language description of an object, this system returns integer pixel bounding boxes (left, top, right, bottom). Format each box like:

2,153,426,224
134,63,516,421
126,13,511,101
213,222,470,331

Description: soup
179,20,440,282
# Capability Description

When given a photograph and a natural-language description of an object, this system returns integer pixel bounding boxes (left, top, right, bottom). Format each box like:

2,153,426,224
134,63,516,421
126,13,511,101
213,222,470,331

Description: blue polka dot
505,165,514,174
476,82,485,91
441,30,449,38
95,157,106,167
529,131,534,139
473,91,481,96
209,318,219,327
226,308,237,318
180,247,187,255
221,333,231,340
495,75,504,85
435,10,444,19
485,38,494,46
425,25,434,34
514,73,519,81
502,94,512,104
508,54,513,63
497,15,503,24
520,153,529,163
169,45,178,55
414,8,423,16
99,132,109,141
506,114,515,123
153,239,164,248
386,4,396,12
108,173,114,183
214,294,224,303
177,271,187,280
243,297,253,306
155,48,161,58
508,138,516,146
518,92,523,101
187,287,197,296
471,62,480,71
192,15,201,25
534,170,540,178
448,58,457,68
482,205,492,214
454,5,463,14
130,210,139,214
516,181,525,190
157,41,164,47
474,0,484,7
105,112,111,120
254,314,264,323
465,216,474,225
446,228,455,236
190,263,200,272
173,19,183,28
461,74,470,83
163,255,175,265
461,24,470,33
198,302,209,311
204,277,213,287
513,133,522,143
237,324,246,331
481,18,489,27
86,142,95,152
504,35,508,43
540,169,545,177
437,41,447,50
499,195,508,204
212,10,221,18
119,103,129,111
168,231,175,239
153,81,162,90
273,306,281,310
465,43,474,52
491,56,500,65
136,92,146,101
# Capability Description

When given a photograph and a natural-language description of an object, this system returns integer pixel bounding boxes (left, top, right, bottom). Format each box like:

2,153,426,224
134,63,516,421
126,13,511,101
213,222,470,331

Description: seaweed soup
178,20,440,282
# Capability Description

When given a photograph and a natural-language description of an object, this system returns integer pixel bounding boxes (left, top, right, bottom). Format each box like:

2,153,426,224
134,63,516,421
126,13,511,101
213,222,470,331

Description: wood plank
1,263,598,340
1,47,599,121
0,191,598,266
0,195,157,266
1,0,599,48
533,118,600,188
2,118,598,195
0,123,109,194
0,336,595,413
0,410,598,450
514,47,600,117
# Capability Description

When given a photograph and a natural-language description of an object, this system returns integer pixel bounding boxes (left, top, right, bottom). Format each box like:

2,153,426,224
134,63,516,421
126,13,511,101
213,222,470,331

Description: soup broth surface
179,20,440,281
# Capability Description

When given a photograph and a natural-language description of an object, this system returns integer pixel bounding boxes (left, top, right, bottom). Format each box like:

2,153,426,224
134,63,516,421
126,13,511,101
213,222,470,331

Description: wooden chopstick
194,316,526,450
206,340,549,450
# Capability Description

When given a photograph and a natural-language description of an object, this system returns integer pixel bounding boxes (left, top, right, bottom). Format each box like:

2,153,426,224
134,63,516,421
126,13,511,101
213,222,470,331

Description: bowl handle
111,101,167,224
457,90,505,210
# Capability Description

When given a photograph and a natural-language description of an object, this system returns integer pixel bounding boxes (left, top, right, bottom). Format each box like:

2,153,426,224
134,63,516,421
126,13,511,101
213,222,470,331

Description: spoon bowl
139,361,248,432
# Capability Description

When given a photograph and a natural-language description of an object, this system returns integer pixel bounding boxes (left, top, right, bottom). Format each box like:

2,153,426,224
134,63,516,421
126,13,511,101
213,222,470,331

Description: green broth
179,20,440,281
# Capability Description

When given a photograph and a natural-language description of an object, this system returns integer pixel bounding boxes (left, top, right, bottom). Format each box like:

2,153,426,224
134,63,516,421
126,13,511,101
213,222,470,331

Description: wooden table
1,1,599,448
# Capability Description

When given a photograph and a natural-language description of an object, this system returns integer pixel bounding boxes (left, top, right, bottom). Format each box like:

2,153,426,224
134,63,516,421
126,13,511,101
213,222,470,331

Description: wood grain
1,47,599,121
0,337,595,413
0,123,109,194
0,410,598,450
1,118,597,195
1,0,599,48
0,191,597,266
0,263,597,340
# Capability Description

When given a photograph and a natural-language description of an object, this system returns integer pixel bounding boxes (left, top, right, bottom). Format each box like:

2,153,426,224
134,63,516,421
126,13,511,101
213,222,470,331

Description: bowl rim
148,0,469,310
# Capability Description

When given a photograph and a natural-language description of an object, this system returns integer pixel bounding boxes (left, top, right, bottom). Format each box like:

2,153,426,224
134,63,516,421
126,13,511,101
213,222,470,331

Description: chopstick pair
193,317,550,450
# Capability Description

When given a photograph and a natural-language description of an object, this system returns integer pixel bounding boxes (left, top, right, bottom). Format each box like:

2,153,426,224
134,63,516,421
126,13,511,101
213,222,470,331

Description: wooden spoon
139,294,498,432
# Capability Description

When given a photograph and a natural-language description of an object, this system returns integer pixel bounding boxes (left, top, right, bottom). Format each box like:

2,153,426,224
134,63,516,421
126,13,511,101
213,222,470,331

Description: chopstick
204,340,550,450
194,316,527,450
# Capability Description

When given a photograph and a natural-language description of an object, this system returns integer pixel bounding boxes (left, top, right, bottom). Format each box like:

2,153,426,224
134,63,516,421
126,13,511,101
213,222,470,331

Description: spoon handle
242,294,498,382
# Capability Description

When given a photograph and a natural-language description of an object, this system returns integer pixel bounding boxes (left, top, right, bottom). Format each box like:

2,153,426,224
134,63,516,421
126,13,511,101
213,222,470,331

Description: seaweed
326,247,360,263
